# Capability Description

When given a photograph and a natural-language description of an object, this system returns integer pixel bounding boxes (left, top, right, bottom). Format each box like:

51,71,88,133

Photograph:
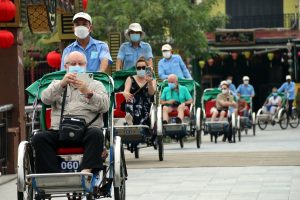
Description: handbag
58,87,100,145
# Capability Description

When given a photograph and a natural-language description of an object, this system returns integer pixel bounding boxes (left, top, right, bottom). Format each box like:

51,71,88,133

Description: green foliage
88,0,227,56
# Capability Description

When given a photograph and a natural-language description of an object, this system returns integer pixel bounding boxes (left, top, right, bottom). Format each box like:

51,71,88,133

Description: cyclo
236,95,256,141
17,71,127,200
156,78,202,149
256,92,299,130
256,92,288,130
112,68,162,160
200,88,237,143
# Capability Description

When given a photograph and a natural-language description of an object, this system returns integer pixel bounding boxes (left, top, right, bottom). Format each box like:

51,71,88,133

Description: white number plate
60,161,80,170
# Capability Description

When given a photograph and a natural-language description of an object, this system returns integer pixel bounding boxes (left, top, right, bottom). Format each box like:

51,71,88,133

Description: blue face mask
69,65,85,73
137,69,145,77
130,33,141,42
168,83,176,90
272,92,278,97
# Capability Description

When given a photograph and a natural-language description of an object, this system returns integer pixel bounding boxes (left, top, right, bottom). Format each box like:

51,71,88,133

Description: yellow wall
284,0,298,14
210,0,226,15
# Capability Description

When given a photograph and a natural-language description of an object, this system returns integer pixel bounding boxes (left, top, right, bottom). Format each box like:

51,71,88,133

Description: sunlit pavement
1,125,299,200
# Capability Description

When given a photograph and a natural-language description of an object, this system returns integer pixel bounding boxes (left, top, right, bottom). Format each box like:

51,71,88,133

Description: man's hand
73,79,90,95
61,73,77,88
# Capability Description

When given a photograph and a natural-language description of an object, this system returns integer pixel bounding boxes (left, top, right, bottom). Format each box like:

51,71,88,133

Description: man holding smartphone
32,51,109,173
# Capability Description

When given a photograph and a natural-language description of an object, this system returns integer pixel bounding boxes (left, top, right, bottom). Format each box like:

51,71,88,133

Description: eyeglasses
136,66,146,70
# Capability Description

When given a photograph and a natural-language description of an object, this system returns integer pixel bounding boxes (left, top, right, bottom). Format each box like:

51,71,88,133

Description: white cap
73,12,92,24
162,44,172,51
220,80,229,86
243,76,250,81
286,75,291,80
125,23,145,40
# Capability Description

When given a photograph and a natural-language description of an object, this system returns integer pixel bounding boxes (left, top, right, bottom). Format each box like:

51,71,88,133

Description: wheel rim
289,110,300,128
257,119,267,130
279,111,288,129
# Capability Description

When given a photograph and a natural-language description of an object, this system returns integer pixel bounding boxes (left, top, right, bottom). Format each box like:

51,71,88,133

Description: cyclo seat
205,100,228,118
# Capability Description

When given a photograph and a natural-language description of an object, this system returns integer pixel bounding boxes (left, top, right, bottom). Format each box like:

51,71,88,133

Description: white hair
64,51,87,65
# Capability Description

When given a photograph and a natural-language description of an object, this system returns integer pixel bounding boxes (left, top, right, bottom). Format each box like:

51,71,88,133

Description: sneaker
125,113,133,125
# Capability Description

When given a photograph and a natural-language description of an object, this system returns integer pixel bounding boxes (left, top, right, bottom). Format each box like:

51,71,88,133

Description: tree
88,0,227,56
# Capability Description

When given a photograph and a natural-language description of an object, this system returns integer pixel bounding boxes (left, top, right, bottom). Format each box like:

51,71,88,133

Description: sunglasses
137,66,146,70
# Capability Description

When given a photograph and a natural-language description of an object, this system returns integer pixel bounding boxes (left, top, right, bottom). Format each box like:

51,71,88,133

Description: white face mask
227,79,232,84
162,51,172,59
222,89,228,94
74,26,90,39
244,80,249,85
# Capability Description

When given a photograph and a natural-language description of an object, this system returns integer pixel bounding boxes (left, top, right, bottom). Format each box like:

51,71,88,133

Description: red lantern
0,30,14,48
82,0,88,11
47,51,61,69
297,51,300,58
231,52,238,60
0,0,16,22
207,58,214,66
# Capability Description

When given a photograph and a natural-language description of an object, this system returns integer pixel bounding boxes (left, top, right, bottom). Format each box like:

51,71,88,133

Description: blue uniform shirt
236,84,255,97
158,55,192,80
61,36,112,72
278,81,295,100
117,41,153,70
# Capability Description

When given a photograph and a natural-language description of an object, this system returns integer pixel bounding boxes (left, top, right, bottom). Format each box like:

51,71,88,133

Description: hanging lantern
0,30,14,48
46,51,61,69
231,52,238,61
297,51,300,58
198,60,205,69
0,0,16,22
207,58,214,66
243,51,251,66
267,52,274,68
82,0,88,11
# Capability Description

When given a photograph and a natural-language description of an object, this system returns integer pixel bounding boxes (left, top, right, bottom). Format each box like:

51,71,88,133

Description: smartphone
76,73,93,84
145,67,152,76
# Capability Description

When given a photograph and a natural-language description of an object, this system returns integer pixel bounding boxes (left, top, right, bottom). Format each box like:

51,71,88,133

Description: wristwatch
85,91,93,99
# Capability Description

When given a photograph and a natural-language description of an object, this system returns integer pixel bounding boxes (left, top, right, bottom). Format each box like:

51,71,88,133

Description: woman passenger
122,57,156,125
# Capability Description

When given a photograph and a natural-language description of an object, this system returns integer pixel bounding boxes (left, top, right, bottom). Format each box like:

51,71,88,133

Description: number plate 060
60,161,80,170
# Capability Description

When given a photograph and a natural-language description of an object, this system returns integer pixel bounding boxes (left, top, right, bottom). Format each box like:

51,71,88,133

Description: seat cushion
205,100,216,118
46,108,52,129
114,93,126,118
56,147,84,155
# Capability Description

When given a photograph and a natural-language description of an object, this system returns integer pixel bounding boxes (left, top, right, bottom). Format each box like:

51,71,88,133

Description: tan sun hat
161,44,172,51
220,80,229,86
286,75,291,80
124,23,145,40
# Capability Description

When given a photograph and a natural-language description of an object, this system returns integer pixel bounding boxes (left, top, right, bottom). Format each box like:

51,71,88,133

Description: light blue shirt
117,41,153,70
278,81,295,100
236,84,255,97
61,36,112,72
158,55,192,80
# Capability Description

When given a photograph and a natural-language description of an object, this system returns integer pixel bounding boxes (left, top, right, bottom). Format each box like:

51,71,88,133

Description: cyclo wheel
157,135,164,161
289,108,300,128
257,119,268,130
114,137,126,200
17,142,34,200
196,130,201,149
279,110,289,130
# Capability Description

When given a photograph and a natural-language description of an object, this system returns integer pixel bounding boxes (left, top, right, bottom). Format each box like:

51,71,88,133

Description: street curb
0,174,17,186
